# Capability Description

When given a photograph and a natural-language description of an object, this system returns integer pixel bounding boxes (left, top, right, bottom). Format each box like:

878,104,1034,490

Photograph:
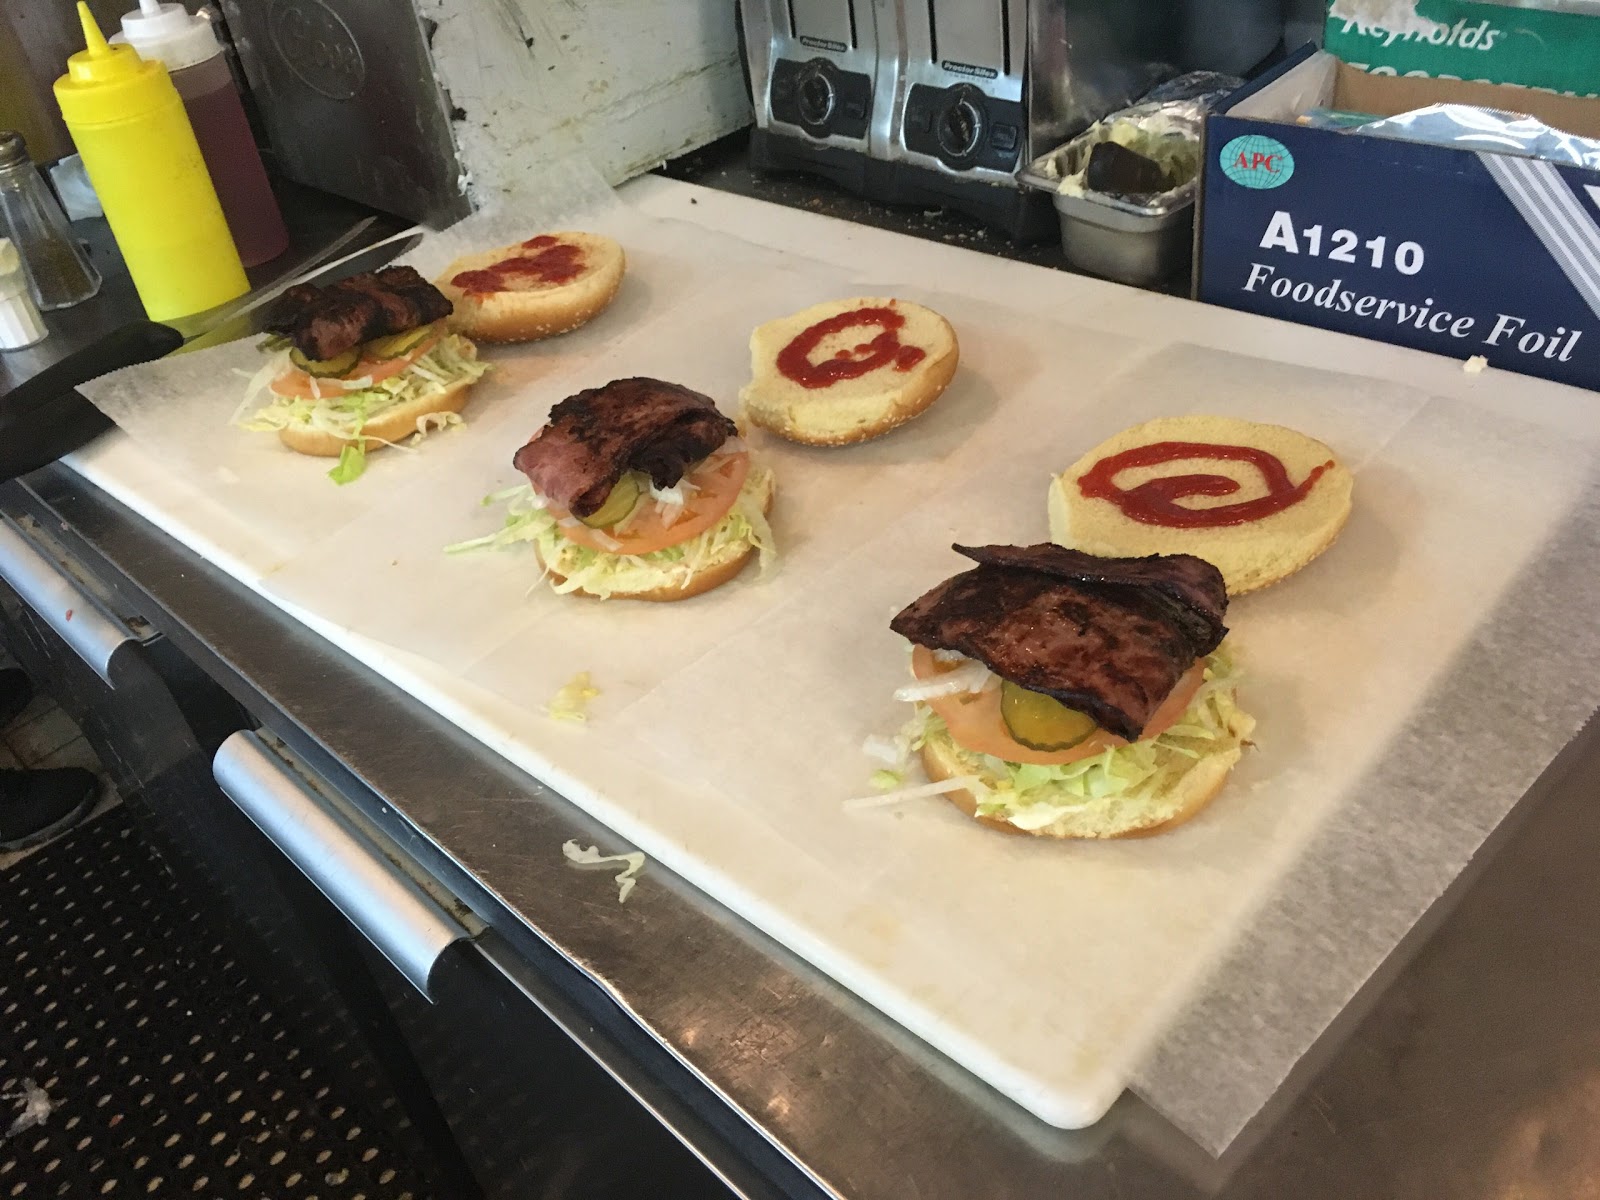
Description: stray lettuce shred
328,443,367,486
545,671,600,723
561,841,646,903
897,649,1250,830
238,335,490,485
445,468,777,597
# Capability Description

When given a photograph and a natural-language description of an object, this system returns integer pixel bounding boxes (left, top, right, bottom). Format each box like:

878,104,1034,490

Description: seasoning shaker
0,238,49,351
0,131,103,311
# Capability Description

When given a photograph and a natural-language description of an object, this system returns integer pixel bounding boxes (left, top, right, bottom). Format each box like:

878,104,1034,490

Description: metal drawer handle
0,518,131,685
213,730,468,1000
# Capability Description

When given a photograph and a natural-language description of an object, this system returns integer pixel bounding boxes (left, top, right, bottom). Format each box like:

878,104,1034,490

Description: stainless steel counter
5,162,1600,1199
6,402,1599,1200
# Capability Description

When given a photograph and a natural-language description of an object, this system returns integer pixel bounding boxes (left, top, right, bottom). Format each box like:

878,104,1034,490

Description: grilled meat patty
265,266,455,362
512,377,738,518
890,544,1228,741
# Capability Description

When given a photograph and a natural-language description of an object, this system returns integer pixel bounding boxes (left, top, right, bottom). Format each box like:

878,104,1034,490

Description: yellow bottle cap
54,3,170,127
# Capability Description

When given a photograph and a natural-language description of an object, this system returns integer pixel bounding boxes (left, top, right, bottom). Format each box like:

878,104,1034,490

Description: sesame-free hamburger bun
1049,415,1353,595
740,297,958,445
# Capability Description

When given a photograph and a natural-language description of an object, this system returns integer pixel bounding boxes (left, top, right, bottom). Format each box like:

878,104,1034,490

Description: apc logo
1220,135,1295,190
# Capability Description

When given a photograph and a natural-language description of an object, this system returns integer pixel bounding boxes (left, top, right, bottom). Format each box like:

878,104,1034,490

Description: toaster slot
790,0,858,52
929,0,1008,76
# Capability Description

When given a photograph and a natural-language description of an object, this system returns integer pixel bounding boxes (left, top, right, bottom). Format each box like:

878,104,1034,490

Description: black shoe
0,767,97,852
0,668,33,728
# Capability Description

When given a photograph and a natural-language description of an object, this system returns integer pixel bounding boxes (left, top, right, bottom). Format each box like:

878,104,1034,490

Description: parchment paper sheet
67,179,1600,1153
606,344,1596,1148
78,159,660,564
263,277,1158,706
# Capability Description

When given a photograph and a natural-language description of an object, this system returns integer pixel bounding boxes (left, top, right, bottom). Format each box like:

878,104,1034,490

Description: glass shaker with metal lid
0,130,103,310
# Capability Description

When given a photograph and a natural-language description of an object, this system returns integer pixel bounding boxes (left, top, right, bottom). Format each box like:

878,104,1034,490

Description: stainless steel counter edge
3,468,1189,1199
15,459,1600,1200
0,474,832,1198
212,729,473,1000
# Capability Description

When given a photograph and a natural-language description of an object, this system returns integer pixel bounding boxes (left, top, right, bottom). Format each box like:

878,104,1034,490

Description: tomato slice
269,332,443,399
909,646,1204,767
551,450,750,556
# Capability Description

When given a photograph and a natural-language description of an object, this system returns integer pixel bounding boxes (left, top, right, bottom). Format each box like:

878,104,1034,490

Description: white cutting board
67,177,1600,1129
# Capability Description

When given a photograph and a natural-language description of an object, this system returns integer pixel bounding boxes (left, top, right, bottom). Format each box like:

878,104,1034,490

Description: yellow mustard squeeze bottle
53,2,247,321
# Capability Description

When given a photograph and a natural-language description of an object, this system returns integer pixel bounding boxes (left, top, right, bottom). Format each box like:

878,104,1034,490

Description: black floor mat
0,805,438,1198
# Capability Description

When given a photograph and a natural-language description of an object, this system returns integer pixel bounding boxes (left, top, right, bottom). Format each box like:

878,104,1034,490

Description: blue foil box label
1200,99,1600,391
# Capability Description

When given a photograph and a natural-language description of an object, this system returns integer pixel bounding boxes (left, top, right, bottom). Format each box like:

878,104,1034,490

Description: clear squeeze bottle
115,0,288,267
53,3,248,321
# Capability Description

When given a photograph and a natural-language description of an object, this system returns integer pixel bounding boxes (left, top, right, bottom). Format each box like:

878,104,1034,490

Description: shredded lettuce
869,769,904,791
545,671,600,723
898,648,1253,832
238,335,491,483
446,467,777,598
328,443,367,486
561,841,646,903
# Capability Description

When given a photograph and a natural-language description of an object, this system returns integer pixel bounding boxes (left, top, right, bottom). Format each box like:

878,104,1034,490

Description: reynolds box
1196,47,1600,390
1323,0,1600,98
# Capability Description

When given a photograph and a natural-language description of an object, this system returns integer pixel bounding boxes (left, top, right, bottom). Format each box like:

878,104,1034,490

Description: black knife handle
0,320,183,483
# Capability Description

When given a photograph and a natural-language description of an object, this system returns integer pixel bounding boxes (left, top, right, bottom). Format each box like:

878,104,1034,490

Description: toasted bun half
920,713,1250,840
434,232,624,344
541,473,775,602
740,297,958,445
1049,415,1354,595
545,541,757,603
277,375,478,458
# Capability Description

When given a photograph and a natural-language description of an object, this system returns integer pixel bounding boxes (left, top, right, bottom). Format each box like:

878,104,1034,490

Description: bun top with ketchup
435,231,626,344
449,377,776,602
886,543,1254,839
740,297,959,446
1049,415,1353,595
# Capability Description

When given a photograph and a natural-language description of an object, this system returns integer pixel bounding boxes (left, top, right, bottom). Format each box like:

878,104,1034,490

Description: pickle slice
1000,681,1098,751
364,325,435,360
579,471,645,528
288,346,361,378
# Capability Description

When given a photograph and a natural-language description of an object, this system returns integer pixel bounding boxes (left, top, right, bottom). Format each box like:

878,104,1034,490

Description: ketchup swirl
1077,441,1333,528
776,305,927,389
451,235,585,295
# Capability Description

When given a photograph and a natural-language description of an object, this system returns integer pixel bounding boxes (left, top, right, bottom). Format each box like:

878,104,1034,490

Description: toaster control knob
797,65,837,128
937,91,984,161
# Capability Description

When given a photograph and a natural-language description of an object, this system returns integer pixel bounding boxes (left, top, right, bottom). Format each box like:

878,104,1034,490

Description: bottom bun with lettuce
878,543,1253,839
239,266,491,484
449,377,775,601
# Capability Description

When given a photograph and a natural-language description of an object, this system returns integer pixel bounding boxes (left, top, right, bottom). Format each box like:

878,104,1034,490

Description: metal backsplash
218,0,469,227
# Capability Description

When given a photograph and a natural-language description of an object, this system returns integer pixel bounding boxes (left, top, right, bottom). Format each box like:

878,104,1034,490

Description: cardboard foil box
1324,0,1600,98
1196,49,1600,391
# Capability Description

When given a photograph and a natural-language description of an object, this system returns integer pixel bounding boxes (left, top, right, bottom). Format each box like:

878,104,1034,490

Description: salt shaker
0,238,49,351
0,130,103,311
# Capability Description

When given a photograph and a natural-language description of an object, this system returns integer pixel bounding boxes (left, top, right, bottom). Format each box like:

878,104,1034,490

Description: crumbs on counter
545,670,600,722
561,841,646,903
1463,355,1489,375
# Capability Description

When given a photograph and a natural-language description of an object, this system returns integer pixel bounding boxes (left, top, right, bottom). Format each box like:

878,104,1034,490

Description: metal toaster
740,0,1180,241
739,0,894,196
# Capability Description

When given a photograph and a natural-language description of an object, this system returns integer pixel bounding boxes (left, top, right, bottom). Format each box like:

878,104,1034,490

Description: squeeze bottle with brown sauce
114,0,288,267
